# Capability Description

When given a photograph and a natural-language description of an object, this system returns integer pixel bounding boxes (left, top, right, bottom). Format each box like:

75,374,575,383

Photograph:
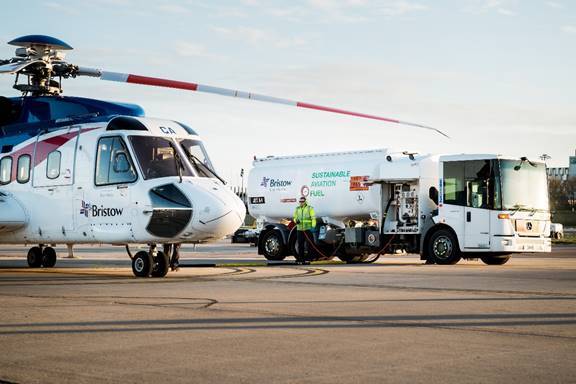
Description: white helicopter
0,35,444,277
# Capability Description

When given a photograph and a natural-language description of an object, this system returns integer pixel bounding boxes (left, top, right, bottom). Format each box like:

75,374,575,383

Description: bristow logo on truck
260,177,292,189
80,201,123,218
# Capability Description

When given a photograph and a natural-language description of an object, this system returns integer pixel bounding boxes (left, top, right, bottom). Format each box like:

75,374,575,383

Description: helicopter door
76,136,138,242
32,126,80,188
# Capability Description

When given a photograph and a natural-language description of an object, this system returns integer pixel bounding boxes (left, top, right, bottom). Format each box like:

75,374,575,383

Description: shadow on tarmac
0,312,575,336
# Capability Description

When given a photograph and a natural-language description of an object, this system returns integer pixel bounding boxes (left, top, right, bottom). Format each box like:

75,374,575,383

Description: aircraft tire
132,251,153,277
42,247,57,268
27,247,43,268
151,251,169,278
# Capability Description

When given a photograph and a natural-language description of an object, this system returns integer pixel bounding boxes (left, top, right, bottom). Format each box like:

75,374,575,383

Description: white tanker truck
247,149,551,265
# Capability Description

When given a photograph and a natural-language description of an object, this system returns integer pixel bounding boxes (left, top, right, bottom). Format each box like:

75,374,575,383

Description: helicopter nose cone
189,181,245,240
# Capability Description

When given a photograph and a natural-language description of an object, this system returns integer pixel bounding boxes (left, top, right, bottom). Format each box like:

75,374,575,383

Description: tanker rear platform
0,242,574,383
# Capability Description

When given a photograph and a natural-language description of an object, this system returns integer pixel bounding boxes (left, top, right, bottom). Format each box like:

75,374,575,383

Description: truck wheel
428,229,461,265
337,253,370,264
480,254,511,265
262,230,286,261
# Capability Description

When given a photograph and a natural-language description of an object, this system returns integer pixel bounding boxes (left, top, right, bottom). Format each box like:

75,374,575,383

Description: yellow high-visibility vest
293,204,316,231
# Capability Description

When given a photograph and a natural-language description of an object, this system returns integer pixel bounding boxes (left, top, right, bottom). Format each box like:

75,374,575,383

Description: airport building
547,150,576,181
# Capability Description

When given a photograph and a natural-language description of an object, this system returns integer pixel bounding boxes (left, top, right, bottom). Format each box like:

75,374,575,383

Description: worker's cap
299,196,306,203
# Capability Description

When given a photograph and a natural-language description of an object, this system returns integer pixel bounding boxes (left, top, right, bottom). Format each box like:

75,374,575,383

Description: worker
293,196,316,264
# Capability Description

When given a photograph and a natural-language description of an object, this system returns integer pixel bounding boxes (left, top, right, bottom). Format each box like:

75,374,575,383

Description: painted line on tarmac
0,265,329,287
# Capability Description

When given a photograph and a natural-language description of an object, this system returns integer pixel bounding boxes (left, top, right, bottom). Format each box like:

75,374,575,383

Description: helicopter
0,35,445,277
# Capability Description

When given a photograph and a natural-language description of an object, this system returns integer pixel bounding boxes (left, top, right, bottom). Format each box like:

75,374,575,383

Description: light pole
240,168,245,203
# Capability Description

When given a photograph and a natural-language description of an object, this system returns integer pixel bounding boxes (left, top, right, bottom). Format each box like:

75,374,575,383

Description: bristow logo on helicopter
80,201,123,218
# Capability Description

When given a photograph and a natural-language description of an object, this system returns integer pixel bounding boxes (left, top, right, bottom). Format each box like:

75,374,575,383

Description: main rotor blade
94,70,448,138
0,60,42,74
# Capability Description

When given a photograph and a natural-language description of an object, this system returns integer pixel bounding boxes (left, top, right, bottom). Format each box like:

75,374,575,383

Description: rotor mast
2,35,73,96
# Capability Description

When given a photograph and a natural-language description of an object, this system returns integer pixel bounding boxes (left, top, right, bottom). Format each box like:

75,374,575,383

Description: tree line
549,178,576,212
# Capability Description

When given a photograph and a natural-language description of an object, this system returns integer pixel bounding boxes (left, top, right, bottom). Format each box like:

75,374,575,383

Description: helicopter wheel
151,251,169,278
41,247,57,268
27,246,43,268
132,251,153,277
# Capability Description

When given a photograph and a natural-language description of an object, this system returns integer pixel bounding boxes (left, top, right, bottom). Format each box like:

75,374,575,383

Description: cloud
156,4,192,14
544,1,563,8
42,1,81,15
173,42,227,61
211,26,309,48
243,1,428,24
464,0,518,16
561,25,576,34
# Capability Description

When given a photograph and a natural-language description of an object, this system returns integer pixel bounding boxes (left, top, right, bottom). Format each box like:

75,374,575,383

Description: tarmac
0,242,575,383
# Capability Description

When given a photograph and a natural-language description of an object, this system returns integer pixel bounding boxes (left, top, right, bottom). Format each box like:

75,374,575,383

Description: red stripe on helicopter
126,75,199,91
7,128,98,182
296,102,401,124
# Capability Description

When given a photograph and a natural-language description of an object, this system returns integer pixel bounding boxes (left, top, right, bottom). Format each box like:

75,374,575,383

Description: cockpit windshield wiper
513,157,537,171
181,147,226,184
168,141,184,183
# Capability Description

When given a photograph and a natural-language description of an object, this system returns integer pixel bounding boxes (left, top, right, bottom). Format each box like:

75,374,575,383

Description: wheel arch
421,223,461,260
257,223,291,256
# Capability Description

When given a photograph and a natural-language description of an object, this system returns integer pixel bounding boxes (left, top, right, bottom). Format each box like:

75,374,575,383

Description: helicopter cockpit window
129,136,192,180
178,139,222,181
95,137,137,186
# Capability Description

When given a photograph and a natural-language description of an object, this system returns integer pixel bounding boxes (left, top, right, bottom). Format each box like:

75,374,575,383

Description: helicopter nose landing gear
27,245,57,268
163,243,181,272
130,244,170,278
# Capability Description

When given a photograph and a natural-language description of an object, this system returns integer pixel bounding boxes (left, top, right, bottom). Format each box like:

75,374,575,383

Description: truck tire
337,252,370,264
428,229,461,265
261,230,286,261
480,254,511,265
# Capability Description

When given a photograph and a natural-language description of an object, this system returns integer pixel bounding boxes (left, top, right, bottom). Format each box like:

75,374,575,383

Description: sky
1,0,575,186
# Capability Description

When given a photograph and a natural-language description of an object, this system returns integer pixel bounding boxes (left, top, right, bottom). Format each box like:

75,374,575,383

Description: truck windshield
129,136,191,180
499,159,548,211
178,139,224,182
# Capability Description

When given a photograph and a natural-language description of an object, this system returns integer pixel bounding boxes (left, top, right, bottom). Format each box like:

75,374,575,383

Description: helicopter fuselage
0,96,245,247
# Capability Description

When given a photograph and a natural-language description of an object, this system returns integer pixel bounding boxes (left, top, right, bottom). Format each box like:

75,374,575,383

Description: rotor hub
2,35,76,96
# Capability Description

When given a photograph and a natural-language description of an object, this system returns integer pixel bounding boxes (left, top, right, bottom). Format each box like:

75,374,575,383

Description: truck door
463,161,491,249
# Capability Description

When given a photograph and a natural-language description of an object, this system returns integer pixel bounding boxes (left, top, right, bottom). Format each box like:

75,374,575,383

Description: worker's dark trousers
297,230,312,259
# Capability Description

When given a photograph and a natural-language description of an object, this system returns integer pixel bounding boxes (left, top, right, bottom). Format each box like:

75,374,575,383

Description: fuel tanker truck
246,149,551,265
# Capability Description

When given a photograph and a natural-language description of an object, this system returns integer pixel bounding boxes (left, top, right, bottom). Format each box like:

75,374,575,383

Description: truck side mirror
429,186,439,205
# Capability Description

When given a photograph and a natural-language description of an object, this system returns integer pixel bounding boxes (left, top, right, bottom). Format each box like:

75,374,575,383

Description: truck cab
428,155,551,264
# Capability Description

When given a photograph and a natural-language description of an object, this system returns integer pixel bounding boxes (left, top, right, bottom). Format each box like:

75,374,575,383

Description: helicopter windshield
129,136,192,180
178,139,223,182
